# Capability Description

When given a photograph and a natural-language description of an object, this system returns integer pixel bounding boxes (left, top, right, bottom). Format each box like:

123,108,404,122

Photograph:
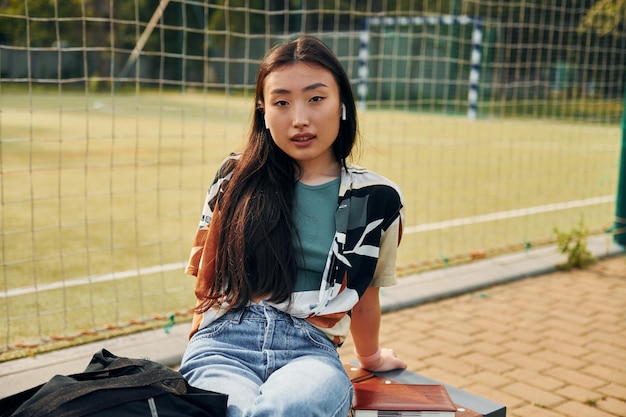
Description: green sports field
0,91,620,353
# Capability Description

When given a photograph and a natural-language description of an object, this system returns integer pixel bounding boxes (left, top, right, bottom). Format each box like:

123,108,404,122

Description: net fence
0,0,623,357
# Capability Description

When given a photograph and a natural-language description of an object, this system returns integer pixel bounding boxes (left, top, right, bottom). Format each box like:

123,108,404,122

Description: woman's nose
292,105,309,127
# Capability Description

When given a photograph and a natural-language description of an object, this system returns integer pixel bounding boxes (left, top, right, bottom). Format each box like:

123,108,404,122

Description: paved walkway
1,235,624,417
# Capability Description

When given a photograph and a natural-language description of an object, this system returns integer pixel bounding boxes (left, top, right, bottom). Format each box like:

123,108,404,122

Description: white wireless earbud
341,103,346,121
264,114,269,129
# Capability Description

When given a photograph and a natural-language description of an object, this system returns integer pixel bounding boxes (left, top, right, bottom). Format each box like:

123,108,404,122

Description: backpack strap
12,368,186,417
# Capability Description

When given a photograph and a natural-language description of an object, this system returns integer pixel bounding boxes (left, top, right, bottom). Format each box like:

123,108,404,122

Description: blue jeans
179,303,353,417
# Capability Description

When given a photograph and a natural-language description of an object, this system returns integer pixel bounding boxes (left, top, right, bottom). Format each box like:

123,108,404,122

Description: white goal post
358,15,483,119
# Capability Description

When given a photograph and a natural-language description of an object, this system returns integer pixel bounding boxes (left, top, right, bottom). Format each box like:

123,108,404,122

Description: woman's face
262,62,342,175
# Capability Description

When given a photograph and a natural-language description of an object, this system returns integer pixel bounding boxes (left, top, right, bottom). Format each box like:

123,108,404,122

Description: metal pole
116,0,171,88
615,85,626,246
447,0,461,113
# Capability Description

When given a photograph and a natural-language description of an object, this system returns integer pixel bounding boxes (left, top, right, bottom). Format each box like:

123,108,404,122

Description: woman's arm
350,286,407,371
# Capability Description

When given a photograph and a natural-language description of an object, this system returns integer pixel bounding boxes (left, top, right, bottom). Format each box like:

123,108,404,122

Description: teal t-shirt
293,178,340,292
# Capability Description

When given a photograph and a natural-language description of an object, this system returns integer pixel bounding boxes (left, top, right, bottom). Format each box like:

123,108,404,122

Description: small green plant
585,398,599,407
553,215,596,270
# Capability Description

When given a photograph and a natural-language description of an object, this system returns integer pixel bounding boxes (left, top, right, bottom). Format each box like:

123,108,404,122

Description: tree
0,0,158,48
578,0,626,35
0,0,84,47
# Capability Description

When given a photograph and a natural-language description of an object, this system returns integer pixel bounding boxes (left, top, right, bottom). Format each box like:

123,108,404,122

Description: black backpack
0,349,228,417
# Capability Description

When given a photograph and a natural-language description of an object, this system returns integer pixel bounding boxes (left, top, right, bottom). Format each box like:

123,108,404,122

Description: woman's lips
291,134,315,145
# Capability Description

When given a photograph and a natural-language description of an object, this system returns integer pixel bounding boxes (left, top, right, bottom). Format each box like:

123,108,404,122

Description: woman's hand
357,347,407,372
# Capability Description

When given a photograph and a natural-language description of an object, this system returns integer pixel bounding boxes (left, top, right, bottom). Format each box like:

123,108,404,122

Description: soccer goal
357,15,483,119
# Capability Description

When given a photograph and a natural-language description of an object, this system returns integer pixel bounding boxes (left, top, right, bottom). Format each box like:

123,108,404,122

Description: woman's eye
274,100,288,106
310,96,324,102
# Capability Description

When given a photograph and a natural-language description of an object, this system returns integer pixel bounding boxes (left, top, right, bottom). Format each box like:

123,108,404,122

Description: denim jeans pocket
297,320,338,354
189,316,233,343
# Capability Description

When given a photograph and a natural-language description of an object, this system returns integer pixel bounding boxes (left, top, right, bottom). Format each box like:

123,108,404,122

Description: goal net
0,1,623,356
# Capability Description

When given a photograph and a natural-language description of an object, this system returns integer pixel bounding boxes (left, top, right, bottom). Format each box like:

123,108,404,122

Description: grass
0,90,621,353
483,97,623,123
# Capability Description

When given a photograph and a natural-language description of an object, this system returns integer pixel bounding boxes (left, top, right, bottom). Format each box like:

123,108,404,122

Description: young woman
179,36,407,417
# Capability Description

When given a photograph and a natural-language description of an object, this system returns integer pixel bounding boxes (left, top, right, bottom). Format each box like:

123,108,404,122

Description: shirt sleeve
185,154,238,277
370,208,403,287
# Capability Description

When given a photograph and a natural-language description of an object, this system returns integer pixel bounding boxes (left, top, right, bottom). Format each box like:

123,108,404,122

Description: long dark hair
198,36,359,311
